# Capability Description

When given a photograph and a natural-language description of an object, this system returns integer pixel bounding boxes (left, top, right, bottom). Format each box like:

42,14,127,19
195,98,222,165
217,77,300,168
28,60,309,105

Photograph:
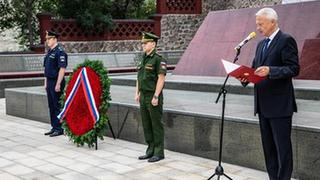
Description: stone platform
5,75,320,179
111,74,320,100
0,77,44,98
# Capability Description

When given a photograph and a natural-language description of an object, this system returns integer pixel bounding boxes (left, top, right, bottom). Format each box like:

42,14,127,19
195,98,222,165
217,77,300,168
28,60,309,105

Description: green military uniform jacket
137,49,167,92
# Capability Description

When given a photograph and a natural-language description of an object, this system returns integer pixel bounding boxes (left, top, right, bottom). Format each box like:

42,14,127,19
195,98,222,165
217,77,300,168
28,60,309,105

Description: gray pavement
0,98,277,180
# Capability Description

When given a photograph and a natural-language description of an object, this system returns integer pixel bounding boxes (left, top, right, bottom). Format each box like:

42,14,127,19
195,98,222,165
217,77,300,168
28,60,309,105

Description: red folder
221,59,265,84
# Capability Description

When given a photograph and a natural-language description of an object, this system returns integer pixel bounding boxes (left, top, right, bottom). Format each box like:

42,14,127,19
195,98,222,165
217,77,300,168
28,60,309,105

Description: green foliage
136,0,157,19
0,0,14,30
0,0,156,49
38,0,59,15
56,0,114,31
0,0,59,49
56,0,156,30
61,60,112,148
110,0,156,19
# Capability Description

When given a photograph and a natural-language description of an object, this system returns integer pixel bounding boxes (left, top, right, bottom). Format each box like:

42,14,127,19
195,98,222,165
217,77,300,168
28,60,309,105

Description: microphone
234,32,257,51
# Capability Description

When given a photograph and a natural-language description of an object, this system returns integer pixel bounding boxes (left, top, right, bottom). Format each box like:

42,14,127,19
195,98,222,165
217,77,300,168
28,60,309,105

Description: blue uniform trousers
46,78,65,133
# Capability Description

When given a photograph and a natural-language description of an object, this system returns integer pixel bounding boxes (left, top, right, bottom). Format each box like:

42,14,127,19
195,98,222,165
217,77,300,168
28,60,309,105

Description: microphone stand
207,48,241,180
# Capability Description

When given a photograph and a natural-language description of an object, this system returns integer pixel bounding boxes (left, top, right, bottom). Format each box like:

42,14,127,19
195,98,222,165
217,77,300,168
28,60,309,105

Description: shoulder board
155,52,162,57
58,45,65,52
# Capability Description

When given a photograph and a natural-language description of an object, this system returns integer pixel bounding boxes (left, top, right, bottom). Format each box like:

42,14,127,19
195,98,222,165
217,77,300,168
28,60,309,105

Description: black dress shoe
148,156,164,163
49,131,63,137
138,154,153,160
44,130,55,136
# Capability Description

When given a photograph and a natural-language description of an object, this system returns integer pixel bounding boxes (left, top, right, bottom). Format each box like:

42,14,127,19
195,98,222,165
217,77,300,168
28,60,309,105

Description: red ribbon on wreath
58,67,102,136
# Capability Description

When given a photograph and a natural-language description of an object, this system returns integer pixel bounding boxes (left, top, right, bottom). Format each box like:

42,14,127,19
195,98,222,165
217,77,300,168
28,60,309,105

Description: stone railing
0,50,183,72
37,13,162,45
32,0,202,53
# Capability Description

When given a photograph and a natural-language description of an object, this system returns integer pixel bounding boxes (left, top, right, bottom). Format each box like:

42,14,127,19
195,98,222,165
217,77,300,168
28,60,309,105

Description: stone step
0,77,44,98
111,74,320,100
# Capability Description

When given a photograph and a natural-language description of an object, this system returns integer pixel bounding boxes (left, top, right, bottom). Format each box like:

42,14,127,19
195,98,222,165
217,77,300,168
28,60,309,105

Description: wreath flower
59,60,111,147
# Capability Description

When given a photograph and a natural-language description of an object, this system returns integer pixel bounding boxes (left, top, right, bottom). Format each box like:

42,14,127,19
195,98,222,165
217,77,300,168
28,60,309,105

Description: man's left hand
255,66,270,77
151,97,159,106
55,83,61,92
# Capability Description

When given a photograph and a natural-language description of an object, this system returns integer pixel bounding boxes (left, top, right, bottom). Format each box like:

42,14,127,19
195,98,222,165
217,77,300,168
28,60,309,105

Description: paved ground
0,98,286,180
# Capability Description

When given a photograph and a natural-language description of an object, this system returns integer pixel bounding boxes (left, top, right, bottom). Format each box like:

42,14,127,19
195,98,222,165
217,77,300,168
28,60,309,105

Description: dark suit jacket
251,30,300,118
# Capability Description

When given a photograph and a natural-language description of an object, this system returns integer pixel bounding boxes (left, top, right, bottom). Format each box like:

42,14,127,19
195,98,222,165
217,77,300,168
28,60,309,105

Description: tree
110,0,156,19
56,0,114,32
0,0,156,50
0,0,14,30
0,0,58,49
137,0,156,19
110,0,144,19
56,0,156,31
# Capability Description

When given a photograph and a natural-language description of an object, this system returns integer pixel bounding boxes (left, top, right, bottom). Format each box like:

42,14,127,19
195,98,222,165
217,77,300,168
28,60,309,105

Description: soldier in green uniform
135,32,167,163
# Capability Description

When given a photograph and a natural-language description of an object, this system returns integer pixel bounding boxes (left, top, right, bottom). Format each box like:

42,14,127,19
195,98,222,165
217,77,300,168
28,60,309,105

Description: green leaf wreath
60,59,111,148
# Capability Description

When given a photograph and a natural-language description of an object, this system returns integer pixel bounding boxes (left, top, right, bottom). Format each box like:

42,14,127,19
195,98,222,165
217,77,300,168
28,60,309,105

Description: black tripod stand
95,120,116,150
207,49,241,180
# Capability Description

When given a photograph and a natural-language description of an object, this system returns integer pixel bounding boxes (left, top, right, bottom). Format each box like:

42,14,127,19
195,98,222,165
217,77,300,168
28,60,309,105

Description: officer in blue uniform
43,30,68,137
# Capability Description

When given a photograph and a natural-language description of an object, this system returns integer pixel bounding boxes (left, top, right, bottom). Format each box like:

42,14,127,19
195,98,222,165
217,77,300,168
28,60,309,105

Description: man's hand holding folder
221,59,266,84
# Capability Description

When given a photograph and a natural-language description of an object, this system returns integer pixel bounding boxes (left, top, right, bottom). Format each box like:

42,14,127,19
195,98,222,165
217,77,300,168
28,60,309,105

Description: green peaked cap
141,31,159,43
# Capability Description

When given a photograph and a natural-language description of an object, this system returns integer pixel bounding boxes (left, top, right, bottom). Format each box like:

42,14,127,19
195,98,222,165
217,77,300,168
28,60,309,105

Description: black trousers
259,114,293,180
46,78,65,133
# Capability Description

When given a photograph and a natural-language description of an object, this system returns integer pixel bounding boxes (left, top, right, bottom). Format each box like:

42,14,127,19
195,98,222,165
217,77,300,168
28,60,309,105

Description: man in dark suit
239,8,300,180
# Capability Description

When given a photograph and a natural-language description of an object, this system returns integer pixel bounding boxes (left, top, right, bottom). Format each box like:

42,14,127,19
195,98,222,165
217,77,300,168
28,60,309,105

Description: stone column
36,13,53,45
152,14,162,37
